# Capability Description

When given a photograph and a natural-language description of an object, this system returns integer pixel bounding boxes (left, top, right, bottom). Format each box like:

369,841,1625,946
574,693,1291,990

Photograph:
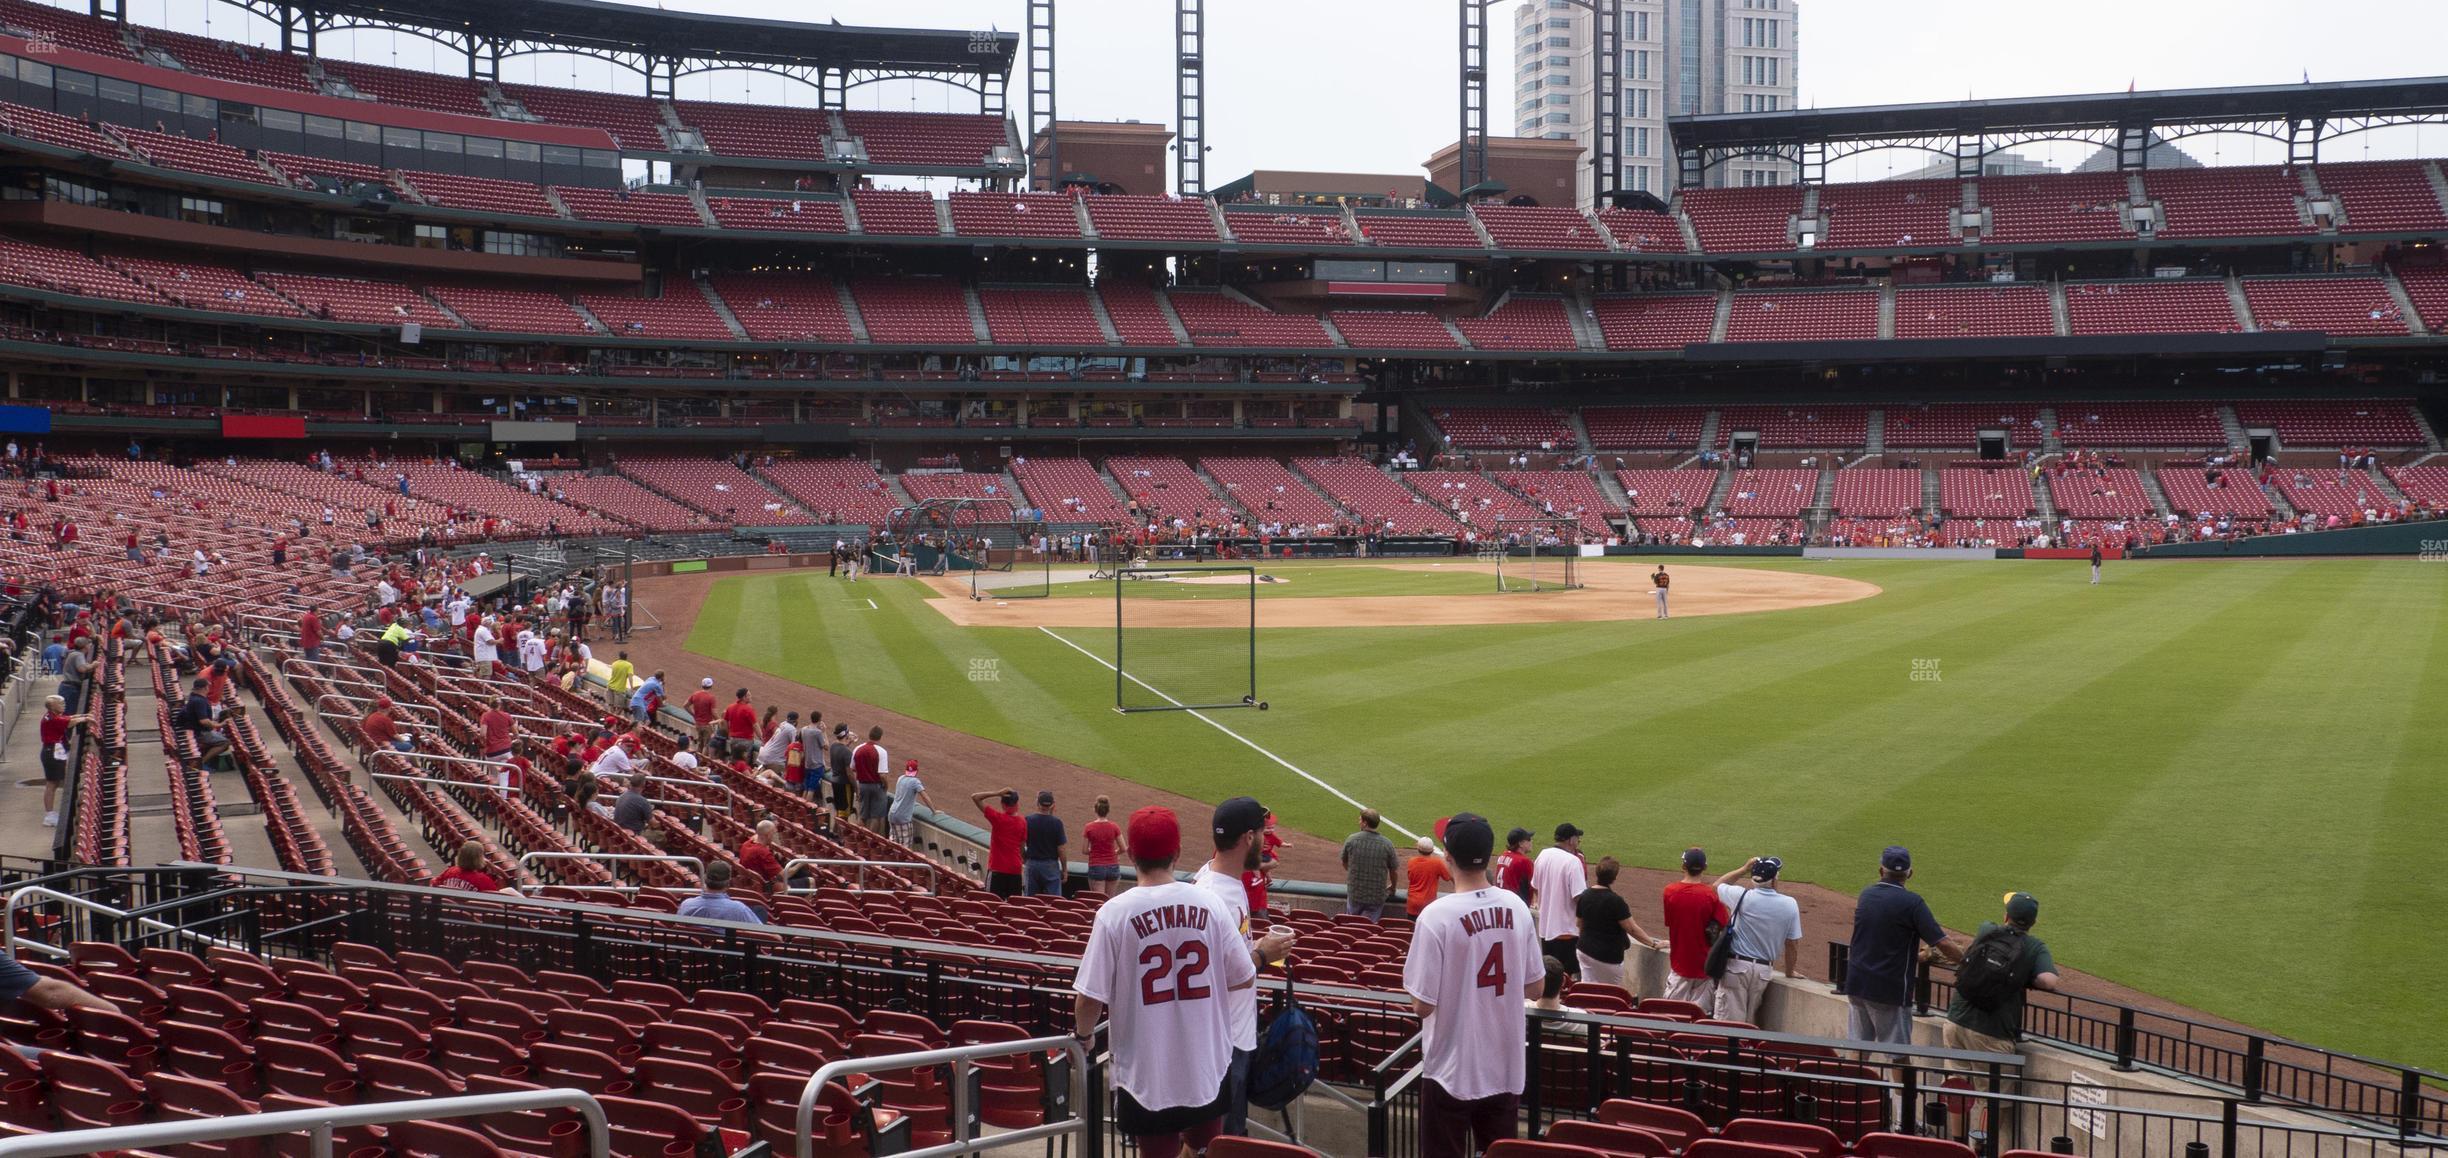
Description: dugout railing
5,866,2438,1158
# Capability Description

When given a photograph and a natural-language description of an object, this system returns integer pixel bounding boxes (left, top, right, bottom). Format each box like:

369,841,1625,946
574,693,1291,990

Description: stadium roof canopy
1666,75,2448,186
281,0,1017,76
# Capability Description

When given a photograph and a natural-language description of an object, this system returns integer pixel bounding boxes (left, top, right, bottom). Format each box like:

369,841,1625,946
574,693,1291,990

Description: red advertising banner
222,415,307,440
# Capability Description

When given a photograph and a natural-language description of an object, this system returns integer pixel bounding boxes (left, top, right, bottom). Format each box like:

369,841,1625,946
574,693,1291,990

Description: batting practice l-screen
1113,565,1261,713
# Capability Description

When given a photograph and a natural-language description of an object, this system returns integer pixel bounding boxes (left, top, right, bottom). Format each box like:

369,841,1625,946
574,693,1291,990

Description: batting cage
1113,564,1263,713
884,497,1051,598
1494,518,1585,593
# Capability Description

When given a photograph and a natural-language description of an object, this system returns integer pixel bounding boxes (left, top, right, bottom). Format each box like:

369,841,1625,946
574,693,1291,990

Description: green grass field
685,556,2448,1069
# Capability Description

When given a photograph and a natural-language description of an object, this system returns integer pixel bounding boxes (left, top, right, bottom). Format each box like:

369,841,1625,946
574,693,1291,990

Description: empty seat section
0,235,160,304
1593,295,1717,349
318,59,489,116
2229,399,2426,446
709,274,855,343
1817,179,1959,249
423,284,590,335
839,110,1009,168
2143,166,2309,239
1221,208,1354,245
2064,280,2239,335
1724,291,1878,343
1977,171,2132,244
976,286,1105,346
550,475,707,532
672,99,830,160
1429,407,1575,449
2157,463,2272,518
1939,468,2035,517
261,150,391,191
1455,297,1577,350
1296,458,1455,534
504,84,669,151
396,463,615,532
1582,407,1710,451
0,99,136,157
1680,186,1799,252
2049,467,2155,517
257,273,453,327
1715,405,1869,449
760,458,905,526
1201,458,1345,528
623,459,811,524
850,189,942,236
1407,470,1549,531
1830,469,1922,517
2276,468,2388,518
2385,466,2448,506
1167,291,1334,348
1613,469,1721,516
898,471,1017,505
1095,283,1181,345
2240,276,2408,336
397,171,560,217
1326,311,1459,350
2053,402,2226,447
1108,457,1239,518
0,0,136,57
104,255,299,317
1882,403,2044,449
110,126,277,184
1718,469,1819,516
1490,471,1619,538
1894,285,2054,339
1472,205,1607,251
1081,195,1219,242
850,280,976,344
707,195,848,232
1352,212,1482,250
948,191,1082,238
1011,459,1132,525
576,289,735,341
142,28,313,90
554,187,705,227
1595,206,1686,252
2393,266,2448,332
2315,160,2448,233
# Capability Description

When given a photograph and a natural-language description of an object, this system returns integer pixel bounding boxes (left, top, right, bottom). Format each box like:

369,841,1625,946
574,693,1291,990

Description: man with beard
1191,796,1298,1137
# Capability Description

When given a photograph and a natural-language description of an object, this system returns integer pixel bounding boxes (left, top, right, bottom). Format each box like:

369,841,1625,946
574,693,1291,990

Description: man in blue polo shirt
676,861,764,924
1844,846,1960,1048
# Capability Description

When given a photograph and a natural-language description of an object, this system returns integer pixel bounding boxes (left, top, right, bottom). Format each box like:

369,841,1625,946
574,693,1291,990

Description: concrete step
696,279,749,341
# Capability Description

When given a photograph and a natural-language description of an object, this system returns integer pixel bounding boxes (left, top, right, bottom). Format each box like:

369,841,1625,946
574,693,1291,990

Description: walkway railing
0,1089,609,1158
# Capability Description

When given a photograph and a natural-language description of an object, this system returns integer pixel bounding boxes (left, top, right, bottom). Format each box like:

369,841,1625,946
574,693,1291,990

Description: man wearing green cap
1942,891,2060,1072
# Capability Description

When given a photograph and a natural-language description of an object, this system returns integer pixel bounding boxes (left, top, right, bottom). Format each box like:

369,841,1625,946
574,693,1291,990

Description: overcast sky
145,0,2448,181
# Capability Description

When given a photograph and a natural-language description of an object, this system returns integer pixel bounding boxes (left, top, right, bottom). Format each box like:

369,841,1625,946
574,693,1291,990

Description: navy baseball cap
1212,796,1268,847
1443,813,1496,870
1752,856,1784,881
1682,847,1708,871
1882,846,1913,872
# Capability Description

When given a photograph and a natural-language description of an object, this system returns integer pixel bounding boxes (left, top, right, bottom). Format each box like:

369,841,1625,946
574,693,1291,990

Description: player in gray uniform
1652,565,1671,619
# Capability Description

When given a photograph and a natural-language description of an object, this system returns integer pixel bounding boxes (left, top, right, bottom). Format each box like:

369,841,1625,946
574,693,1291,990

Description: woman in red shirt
1081,796,1122,894
37,695,88,829
433,841,503,893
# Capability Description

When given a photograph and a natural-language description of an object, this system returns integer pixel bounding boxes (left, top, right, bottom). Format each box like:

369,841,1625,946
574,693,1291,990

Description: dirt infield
920,561,1880,628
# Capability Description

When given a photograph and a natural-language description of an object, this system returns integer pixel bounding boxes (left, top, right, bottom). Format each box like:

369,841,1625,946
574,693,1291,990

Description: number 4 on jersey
1474,943,1507,993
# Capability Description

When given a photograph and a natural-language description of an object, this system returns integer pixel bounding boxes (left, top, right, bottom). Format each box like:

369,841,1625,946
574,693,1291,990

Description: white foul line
866,599,878,610
1037,626,1420,842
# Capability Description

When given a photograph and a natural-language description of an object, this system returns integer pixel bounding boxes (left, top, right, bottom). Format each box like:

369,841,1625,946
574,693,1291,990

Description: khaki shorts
1662,973,1714,1009
1941,1020,2018,1087
1711,958,1775,1024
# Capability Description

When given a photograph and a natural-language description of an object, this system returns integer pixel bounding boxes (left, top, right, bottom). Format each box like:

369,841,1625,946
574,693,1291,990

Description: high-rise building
1510,0,1798,202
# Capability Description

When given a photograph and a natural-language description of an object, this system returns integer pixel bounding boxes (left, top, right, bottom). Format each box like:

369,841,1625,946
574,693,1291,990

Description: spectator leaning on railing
1846,846,1962,1048
1943,891,2060,1070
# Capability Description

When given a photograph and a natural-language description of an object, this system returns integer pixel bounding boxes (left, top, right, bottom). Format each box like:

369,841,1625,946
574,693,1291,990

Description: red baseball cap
1125,806,1181,866
904,759,919,772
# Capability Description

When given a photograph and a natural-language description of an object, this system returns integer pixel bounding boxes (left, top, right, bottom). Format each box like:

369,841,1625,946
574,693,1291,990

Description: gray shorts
1848,996,1916,1047
856,782,890,821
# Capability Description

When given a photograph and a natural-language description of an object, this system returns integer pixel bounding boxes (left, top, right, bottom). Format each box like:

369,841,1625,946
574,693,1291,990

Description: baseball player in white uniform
1192,796,1298,1138
1073,807,1260,1158
1403,813,1544,1158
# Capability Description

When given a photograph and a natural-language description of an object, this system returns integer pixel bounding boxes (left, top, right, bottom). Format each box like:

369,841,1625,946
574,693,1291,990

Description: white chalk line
1036,626,1420,842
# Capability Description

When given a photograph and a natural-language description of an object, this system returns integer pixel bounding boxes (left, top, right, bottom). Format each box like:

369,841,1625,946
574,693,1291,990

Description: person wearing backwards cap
1193,797,1299,1138
1402,813,1543,1158
1073,807,1259,1158
1941,891,2058,1076
1709,856,1805,1023
1527,822,1592,978
1845,846,1961,1049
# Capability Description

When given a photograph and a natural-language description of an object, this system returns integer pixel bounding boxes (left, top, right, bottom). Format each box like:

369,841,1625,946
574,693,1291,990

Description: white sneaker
42,812,58,827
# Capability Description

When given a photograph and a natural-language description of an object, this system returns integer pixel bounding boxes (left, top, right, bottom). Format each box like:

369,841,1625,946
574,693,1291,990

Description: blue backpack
1245,973,1319,1111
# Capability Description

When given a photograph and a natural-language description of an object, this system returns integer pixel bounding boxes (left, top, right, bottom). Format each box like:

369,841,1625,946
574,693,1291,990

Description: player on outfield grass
1074,807,1260,1158
1404,813,1543,1158
1653,565,1671,619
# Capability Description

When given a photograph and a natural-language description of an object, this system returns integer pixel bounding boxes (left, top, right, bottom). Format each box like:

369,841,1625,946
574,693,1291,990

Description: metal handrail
518,852,704,880
2,885,236,959
793,1035,1086,1158
282,656,398,682
381,750,523,780
780,857,941,894
371,771,519,797
0,1088,609,1158
312,693,439,720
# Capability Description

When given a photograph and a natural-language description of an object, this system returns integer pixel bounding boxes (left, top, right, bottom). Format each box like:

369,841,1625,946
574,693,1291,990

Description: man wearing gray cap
1710,856,1804,1023
1845,846,1961,1047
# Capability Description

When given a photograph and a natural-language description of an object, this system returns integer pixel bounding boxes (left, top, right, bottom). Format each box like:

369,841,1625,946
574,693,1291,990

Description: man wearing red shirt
1660,847,1734,1007
478,703,516,786
850,726,888,833
434,842,503,893
298,609,324,661
971,788,1027,897
1494,828,1537,904
358,697,406,758
685,678,720,749
36,695,88,829
738,818,786,893
721,689,759,762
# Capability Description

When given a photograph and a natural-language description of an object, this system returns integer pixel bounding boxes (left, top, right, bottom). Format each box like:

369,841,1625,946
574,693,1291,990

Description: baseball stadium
0,0,2439,1156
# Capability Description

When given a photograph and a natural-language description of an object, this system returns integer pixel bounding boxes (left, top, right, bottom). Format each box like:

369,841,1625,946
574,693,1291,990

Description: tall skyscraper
1510,0,1798,202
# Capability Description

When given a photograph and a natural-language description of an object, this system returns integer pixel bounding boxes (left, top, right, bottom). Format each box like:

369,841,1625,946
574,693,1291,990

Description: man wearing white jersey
1406,813,1543,1158
1527,822,1593,978
1192,796,1299,1137
1074,807,1259,1158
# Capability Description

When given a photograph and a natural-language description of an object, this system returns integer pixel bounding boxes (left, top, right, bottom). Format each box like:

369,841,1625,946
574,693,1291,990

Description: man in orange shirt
1405,836,1452,917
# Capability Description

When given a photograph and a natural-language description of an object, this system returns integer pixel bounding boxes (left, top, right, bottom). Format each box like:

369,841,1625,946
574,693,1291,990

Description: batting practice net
885,496,1050,598
1495,518,1585,592
1114,564,1262,713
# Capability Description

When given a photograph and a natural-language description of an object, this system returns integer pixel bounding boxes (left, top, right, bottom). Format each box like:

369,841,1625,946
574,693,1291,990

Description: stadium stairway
2367,466,2415,505
2047,282,2072,335
1920,466,1941,514
2038,408,2064,453
2216,406,2250,451
1864,410,1885,455
833,284,872,342
1695,410,1722,457
1876,284,1896,339
2260,475,2299,518
1564,409,1596,453
960,287,992,343
1563,292,1606,351
1703,462,1736,512
2137,469,2175,518
1710,292,1734,342
2382,268,2431,336
2029,469,2058,522
567,299,610,335
1083,291,1123,344
2226,274,2258,332
695,281,750,341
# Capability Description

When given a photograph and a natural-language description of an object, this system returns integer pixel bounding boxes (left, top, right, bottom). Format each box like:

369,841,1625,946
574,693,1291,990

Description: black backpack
1954,926,2028,1010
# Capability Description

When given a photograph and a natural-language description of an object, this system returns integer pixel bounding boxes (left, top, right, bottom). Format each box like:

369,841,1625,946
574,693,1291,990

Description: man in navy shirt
1844,846,1960,1048
1022,790,1068,896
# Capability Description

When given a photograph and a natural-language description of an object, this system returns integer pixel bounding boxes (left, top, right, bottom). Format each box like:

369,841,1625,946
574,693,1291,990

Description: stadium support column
1592,0,1622,207
1175,0,1206,197
1954,134,1982,179
646,56,677,102
1458,0,1489,195
87,0,119,22
469,36,501,84
1029,0,1058,191
2288,117,2321,167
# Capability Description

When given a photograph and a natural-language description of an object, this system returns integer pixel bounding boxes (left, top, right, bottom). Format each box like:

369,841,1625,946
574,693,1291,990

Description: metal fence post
2241,1037,2264,1103
2112,1008,2137,1072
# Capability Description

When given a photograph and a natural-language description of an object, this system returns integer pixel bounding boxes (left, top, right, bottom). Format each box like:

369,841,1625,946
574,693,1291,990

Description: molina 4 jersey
1074,881,1258,1111
1404,886,1542,1101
